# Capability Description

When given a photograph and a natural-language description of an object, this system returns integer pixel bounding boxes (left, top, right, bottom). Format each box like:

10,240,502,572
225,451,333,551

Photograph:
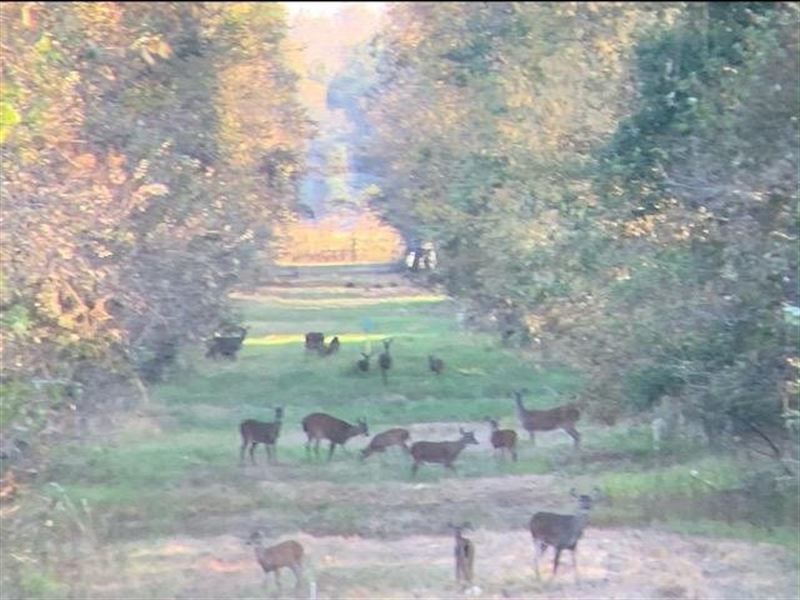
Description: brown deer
356,352,372,373
410,428,478,476
378,338,393,385
239,406,283,465
486,417,518,462
512,389,581,448
448,522,475,588
320,335,340,356
246,529,305,591
428,354,445,375
360,428,411,460
305,332,325,352
301,412,369,461
529,488,601,583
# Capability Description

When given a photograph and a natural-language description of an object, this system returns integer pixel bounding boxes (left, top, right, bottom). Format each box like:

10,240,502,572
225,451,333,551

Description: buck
379,338,393,385
448,522,475,588
246,529,305,591
512,389,581,448
410,428,478,476
360,428,411,460
529,488,601,583
239,407,283,466
301,412,369,461
429,354,445,375
486,417,518,462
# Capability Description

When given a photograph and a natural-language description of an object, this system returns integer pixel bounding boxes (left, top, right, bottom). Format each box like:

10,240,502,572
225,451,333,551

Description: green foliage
362,1,799,443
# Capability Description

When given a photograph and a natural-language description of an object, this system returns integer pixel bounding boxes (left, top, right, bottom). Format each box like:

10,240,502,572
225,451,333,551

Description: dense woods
358,1,799,447
1,2,309,419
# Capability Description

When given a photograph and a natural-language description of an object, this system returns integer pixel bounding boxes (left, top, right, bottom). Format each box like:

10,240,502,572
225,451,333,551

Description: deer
206,326,248,360
320,335,340,356
301,412,369,461
410,428,478,476
239,407,283,466
305,332,325,352
379,338,393,385
356,352,372,373
429,354,445,375
360,428,411,460
448,522,475,588
486,417,518,462
246,528,305,591
512,389,581,448
529,488,601,583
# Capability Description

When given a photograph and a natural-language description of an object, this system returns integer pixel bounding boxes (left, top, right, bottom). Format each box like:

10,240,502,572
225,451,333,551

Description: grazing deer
305,332,325,352
512,389,581,448
360,428,411,460
239,407,284,465
429,355,445,375
448,522,475,588
206,326,248,360
410,428,478,476
246,529,305,591
357,352,372,372
319,335,340,356
529,488,601,583
302,412,369,461
486,417,518,462
379,338,393,385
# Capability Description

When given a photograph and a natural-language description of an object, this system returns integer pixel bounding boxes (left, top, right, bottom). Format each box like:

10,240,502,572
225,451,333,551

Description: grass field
16,269,799,599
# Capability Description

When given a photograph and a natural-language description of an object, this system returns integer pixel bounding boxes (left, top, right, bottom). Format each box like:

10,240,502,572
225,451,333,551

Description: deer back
255,539,304,572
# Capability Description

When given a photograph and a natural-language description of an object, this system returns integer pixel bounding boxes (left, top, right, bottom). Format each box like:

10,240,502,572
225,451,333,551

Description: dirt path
84,526,797,599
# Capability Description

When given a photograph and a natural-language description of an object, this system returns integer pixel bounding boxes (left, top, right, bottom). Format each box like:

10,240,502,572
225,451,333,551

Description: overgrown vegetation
359,1,799,449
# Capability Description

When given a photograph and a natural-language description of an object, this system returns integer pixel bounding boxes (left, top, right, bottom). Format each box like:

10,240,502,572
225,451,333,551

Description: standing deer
239,407,284,466
529,488,601,583
448,522,475,588
486,417,518,462
305,332,325,352
301,412,369,461
246,528,305,591
360,428,411,460
512,389,581,448
429,355,445,375
379,338,393,385
357,352,372,373
410,428,478,476
320,335,340,356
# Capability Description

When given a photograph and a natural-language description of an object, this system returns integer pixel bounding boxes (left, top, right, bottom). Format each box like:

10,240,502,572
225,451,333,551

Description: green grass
34,279,800,549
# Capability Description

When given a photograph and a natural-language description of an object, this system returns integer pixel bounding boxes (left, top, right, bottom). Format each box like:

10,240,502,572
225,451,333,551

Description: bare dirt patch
81,527,797,599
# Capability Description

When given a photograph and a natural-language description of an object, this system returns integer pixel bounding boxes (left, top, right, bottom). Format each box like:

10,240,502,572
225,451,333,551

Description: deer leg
532,539,542,581
249,443,257,465
314,439,321,460
564,426,581,449
327,441,336,461
265,444,273,464
411,461,420,477
274,568,282,591
552,548,562,578
239,439,248,465
512,445,518,462
290,563,303,589
571,549,580,585
529,430,536,445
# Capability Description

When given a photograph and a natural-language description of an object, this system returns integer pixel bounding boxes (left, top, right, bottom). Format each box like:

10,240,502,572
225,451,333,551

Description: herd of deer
236,334,598,593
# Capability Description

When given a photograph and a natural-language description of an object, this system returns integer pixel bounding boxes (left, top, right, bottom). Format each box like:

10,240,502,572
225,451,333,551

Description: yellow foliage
274,211,405,265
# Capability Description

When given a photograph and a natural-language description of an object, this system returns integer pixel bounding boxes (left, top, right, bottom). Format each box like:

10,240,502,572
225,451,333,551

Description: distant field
27,268,799,599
